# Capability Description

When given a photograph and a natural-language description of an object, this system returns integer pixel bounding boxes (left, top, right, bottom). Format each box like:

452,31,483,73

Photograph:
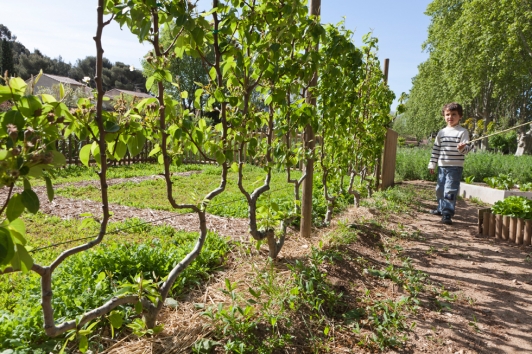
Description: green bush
491,196,532,219
395,147,532,184
489,131,517,154
395,147,435,182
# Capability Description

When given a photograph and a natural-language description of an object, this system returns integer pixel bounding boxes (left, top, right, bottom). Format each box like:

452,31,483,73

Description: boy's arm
428,132,441,173
457,129,472,154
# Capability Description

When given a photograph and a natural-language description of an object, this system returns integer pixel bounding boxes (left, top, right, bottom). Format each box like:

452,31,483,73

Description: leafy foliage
491,196,532,219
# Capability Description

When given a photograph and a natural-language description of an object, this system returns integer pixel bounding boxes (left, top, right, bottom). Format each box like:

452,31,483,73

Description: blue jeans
436,166,463,217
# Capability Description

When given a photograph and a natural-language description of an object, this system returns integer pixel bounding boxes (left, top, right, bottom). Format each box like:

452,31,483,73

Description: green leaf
135,301,143,314
104,120,121,133
59,83,65,100
9,77,27,97
79,144,92,167
10,244,33,273
114,140,127,160
79,334,88,353
108,311,123,329
215,150,225,164
6,194,24,221
45,176,54,202
7,218,26,245
128,133,146,157
146,76,155,91
231,162,239,172
0,227,15,266
23,178,31,191
21,189,40,214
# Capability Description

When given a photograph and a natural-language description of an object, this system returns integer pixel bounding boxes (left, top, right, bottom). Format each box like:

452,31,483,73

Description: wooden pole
495,214,502,240
509,217,517,243
524,220,532,246
488,213,496,238
516,218,524,245
502,215,510,241
300,0,320,239
375,59,390,192
482,210,491,236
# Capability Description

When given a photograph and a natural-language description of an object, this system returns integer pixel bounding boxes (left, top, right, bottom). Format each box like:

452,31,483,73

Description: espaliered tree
171,0,322,258
1,0,227,347
2,1,396,350
104,0,233,329
316,29,394,222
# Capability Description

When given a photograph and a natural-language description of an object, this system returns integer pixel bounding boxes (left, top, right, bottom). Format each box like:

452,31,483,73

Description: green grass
29,163,204,187
0,214,230,353
56,165,301,219
395,147,532,183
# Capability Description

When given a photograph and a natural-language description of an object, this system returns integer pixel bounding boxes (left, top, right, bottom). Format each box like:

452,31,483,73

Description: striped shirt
428,125,471,169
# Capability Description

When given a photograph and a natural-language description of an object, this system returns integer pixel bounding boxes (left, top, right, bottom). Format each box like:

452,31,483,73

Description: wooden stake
489,213,496,238
524,220,532,246
300,0,320,239
509,217,517,243
495,214,502,240
482,210,491,236
502,215,510,241
516,218,524,245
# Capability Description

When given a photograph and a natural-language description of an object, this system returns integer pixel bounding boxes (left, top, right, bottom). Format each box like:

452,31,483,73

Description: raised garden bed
460,182,532,205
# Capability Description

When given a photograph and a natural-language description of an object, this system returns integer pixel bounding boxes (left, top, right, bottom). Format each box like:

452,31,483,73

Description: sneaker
440,215,453,225
430,209,442,216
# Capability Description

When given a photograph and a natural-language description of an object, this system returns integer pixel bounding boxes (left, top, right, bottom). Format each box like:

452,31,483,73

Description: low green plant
491,196,532,219
483,174,517,190
0,222,229,352
519,182,532,192
464,175,475,184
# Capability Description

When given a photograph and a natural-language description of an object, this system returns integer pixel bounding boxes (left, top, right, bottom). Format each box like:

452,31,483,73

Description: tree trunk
515,130,532,156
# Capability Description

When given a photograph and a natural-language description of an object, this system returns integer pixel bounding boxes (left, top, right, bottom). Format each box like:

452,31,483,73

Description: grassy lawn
56,164,301,218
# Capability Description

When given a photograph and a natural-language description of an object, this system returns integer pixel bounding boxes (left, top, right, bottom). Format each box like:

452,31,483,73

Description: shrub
396,147,532,184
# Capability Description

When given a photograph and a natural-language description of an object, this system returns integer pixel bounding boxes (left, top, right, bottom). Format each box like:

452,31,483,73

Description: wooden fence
57,130,399,185
479,209,532,245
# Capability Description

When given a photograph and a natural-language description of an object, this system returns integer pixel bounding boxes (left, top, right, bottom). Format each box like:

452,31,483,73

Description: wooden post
524,220,532,246
300,0,320,239
375,59,390,192
509,217,517,243
482,210,491,236
488,213,496,238
495,214,502,240
516,218,524,245
502,215,510,241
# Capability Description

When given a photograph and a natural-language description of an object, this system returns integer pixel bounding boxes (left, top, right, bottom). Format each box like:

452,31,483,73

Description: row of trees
0,24,146,92
0,0,393,349
397,0,532,155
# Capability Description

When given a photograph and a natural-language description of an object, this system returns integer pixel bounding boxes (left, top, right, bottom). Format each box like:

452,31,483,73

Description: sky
1,0,432,108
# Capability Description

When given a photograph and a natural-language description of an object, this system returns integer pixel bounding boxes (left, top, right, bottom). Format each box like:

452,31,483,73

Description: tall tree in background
404,0,532,154
0,39,14,76
70,56,146,92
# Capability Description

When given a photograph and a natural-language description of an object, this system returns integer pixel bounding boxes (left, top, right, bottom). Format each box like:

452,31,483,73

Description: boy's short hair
442,102,463,117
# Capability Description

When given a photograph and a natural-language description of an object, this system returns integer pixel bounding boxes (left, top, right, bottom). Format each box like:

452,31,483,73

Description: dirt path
395,181,532,354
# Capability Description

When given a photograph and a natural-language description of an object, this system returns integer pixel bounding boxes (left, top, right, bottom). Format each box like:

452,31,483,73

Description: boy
428,102,471,225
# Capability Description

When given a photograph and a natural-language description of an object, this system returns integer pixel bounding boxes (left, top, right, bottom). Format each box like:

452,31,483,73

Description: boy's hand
457,142,467,151
429,169,435,174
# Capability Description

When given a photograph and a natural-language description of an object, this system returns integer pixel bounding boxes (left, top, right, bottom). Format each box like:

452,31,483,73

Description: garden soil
4,177,532,353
